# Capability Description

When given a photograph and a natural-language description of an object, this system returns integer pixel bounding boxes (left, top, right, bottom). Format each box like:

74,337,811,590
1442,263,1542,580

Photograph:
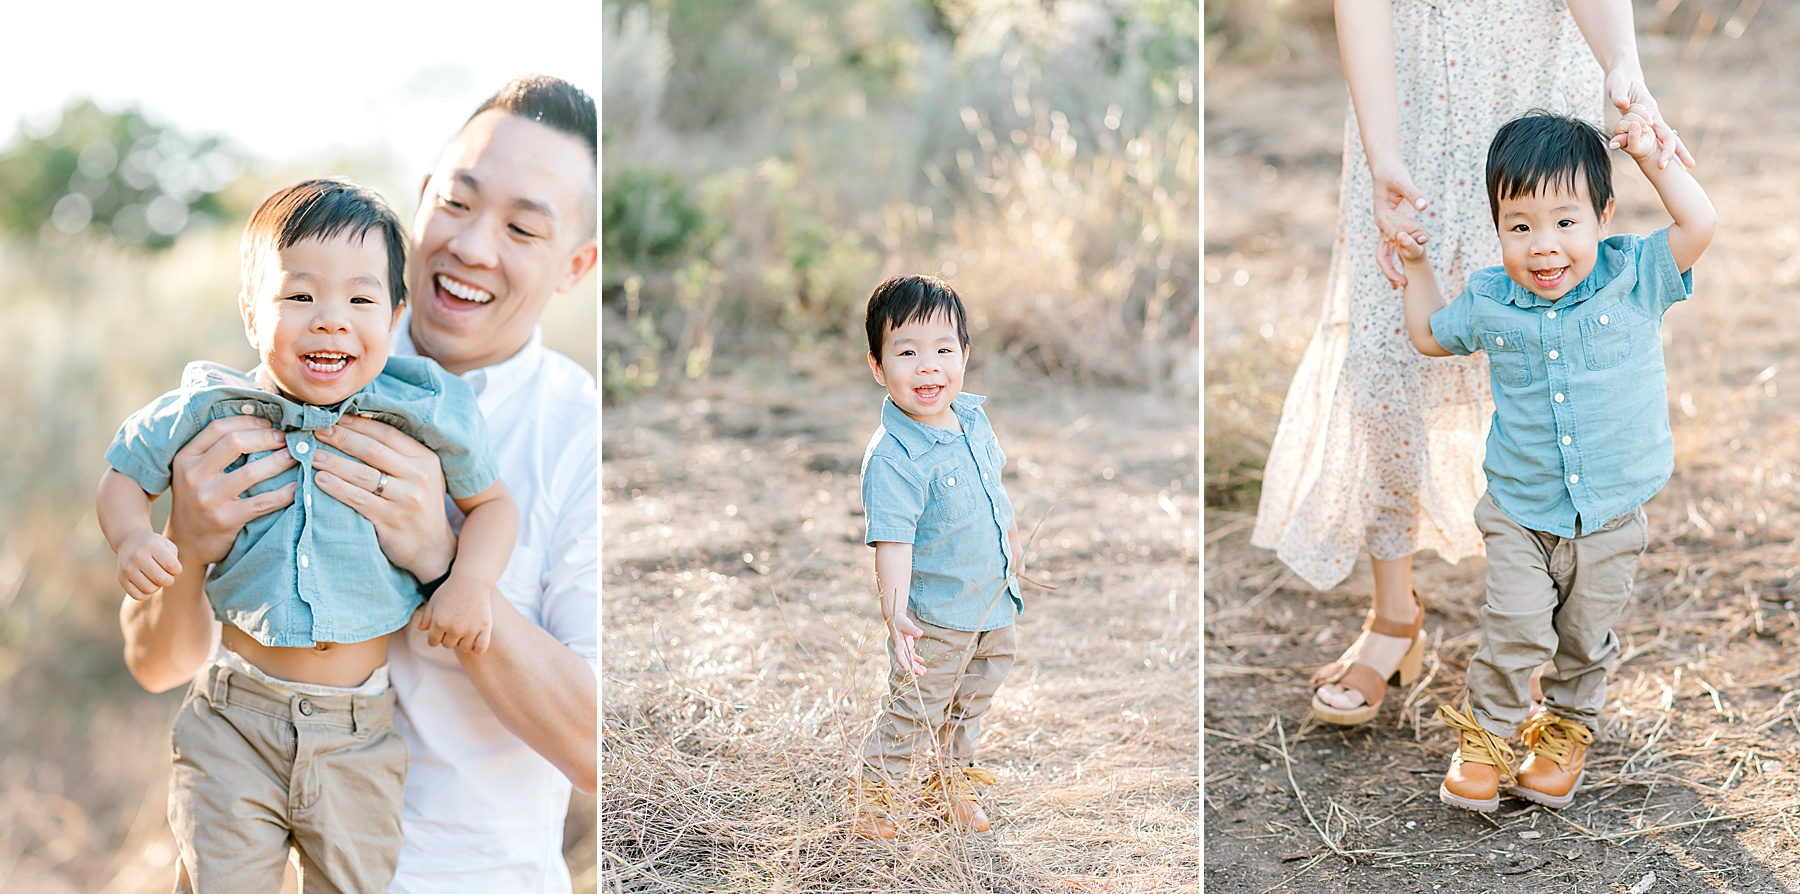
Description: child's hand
1611,104,1658,161
417,577,493,654
117,529,182,600
1383,210,1430,266
886,611,926,676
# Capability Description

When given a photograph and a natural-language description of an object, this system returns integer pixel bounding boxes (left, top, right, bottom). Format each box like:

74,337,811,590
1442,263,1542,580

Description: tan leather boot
849,778,900,840
1437,704,1516,813
922,766,998,833
1507,712,1593,809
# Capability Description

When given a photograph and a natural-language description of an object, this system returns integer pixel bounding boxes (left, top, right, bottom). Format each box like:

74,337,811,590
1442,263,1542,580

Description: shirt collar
391,308,545,411
1489,237,1634,310
879,392,985,460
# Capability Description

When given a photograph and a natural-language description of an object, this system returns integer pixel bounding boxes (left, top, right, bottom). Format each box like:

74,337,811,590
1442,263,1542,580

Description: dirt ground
1205,3,1800,892
600,354,1199,892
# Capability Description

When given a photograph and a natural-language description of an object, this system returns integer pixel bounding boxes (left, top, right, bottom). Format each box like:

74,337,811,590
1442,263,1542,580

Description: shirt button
1570,474,1579,484
297,698,313,717
304,494,313,509
299,554,310,569
1600,314,1610,325
239,402,257,415
1547,310,1557,319
1554,393,1565,403
947,477,956,487
1562,436,1572,445
1495,336,1505,346
1548,350,1559,360
294,441,309,455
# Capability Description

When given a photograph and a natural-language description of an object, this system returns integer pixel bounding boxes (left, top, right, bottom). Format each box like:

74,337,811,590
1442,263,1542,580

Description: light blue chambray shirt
1430,227,1693,537
861,392,1020,632
105,356,498,648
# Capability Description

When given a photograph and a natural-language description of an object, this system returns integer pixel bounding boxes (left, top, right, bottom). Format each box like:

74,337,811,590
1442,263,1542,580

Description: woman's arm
1566,0,1694,169
1335,0,1429,286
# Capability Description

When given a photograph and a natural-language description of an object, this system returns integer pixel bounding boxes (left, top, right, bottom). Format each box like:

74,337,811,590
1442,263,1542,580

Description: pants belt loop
209,666,232,707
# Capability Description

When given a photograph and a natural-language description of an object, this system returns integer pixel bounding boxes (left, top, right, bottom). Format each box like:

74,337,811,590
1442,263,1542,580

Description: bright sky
0,0,599,183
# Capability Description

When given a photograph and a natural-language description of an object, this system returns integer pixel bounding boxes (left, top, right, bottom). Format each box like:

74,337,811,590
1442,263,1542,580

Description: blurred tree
0,99,243,249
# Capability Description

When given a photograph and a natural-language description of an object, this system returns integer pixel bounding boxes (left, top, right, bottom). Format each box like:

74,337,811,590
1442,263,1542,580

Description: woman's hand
166,417,296,566
313,416,456,582
1604,67,1693,170
1370,161,1430,288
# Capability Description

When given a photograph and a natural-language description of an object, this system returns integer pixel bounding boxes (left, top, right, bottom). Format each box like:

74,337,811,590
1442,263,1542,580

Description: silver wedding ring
373,473,389,497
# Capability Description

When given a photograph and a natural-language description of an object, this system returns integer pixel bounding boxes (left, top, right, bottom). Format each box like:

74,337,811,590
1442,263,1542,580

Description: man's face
409,110,596,374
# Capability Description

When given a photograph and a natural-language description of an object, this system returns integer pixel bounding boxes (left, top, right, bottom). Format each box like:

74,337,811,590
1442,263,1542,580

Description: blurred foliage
1203,0,1333,66
602,0,1199,400
0,99,244,250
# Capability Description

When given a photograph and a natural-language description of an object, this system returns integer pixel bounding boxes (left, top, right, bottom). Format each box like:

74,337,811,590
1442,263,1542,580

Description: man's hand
314,416,455,581
166,416,296,565
416,578,494,654
886,610,926,677
117,529,182,600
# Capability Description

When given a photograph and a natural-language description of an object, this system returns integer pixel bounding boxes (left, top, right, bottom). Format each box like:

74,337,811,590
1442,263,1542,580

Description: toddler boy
97,178,519,888
852,274,1025,839
1393,109,1715,812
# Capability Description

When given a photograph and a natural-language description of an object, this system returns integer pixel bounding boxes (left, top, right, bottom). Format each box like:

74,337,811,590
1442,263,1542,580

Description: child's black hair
864,274,970,358
1486,111,1613,226
241,178,408,310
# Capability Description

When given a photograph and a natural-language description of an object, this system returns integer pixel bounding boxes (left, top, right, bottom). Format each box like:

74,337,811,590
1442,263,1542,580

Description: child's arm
97,469,183,600
1616,105,1715,271
417,480,519,654
873,541,925,676
1390,223,1454,357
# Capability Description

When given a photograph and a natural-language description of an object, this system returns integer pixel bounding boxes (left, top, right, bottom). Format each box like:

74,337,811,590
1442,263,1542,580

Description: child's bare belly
220,624,391,687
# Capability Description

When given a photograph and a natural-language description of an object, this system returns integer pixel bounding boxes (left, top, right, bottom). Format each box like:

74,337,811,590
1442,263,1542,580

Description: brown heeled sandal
1310,589,1426,725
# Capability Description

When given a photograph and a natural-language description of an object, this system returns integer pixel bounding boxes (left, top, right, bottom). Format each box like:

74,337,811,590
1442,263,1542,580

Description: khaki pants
861,612,1017,778
1466,492,1648,738
169,663,408,893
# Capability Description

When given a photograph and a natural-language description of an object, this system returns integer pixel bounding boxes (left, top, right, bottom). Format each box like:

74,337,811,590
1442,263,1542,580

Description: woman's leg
1315,553,1422,711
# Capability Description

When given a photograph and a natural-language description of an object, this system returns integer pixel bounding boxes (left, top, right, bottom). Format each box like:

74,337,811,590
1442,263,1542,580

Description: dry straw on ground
603,363,1198,892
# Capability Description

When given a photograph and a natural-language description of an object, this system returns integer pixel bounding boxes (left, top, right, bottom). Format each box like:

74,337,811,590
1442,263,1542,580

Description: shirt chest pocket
1481,328,1531,387
928,469,978,525
1579,304,1634,370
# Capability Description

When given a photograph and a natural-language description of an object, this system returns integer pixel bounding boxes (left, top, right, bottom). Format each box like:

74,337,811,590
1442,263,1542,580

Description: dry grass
601,360,1198,892
1205,1,1800,889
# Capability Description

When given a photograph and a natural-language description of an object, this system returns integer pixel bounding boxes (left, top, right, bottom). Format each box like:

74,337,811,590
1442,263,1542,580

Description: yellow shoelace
924,765,999,802
852,778,901,813
1517,712,1593,768
1437,704,1517,784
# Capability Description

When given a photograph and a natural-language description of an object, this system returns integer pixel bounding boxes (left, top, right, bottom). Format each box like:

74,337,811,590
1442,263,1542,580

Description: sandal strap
1437,704,1517,782
1366,588,1426,639
1331,662,1388,707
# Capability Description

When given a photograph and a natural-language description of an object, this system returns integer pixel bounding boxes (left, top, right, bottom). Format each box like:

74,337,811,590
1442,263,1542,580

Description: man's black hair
470,74,597,162
242,178,407,309
468,75,597,236
1486,111,1613,225
864,274,970,359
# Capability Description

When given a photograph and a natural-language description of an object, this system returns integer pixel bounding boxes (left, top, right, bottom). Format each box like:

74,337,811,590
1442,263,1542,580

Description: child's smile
242,233,403,405
1497,182,1614,302
869,313,966,430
